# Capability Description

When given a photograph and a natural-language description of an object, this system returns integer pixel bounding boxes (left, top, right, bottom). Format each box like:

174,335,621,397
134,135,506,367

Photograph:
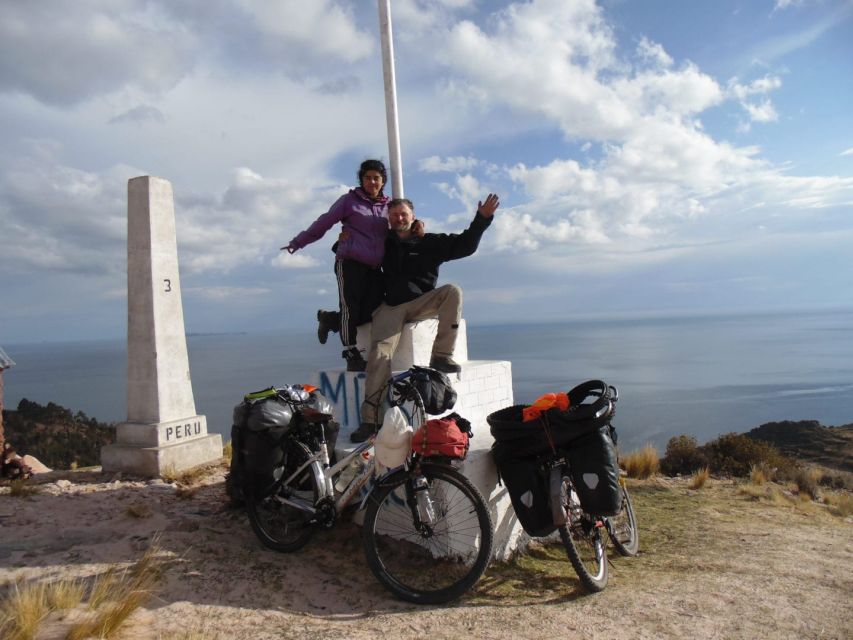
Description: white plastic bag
374,406,413,473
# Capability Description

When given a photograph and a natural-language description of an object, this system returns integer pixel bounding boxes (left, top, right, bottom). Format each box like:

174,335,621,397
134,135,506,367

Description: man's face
389,203,414,234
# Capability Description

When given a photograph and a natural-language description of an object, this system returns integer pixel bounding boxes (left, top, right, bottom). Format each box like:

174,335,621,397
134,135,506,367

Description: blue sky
1,0,852,344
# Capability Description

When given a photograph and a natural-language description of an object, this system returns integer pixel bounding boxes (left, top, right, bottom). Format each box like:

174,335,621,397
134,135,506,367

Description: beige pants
360,284,461,425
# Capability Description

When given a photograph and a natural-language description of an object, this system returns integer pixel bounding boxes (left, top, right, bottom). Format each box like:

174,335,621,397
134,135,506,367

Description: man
351,193,500,442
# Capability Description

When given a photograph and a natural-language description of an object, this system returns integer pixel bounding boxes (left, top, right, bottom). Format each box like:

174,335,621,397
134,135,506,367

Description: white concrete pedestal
102,176,222,477
310,317,526,560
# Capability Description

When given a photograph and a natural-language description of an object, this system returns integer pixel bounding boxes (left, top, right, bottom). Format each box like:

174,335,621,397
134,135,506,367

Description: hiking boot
350,421,379,443
317,310,340,345
343,347,367,372
429,355,461,374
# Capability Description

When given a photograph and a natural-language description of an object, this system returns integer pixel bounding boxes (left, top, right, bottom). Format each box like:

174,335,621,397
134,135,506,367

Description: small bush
701,432,792,477
689,467,710,490
222,440,232,461
794,468,821,500
660,434,708,476
621,444,659,479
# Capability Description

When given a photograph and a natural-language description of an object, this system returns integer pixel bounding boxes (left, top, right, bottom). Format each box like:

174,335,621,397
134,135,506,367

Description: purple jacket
288,188,389,267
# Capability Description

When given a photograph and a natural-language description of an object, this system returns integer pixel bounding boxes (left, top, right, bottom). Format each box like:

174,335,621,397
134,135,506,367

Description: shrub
621,444,659,479
794,468,821,500
701,432,792,477
660,434,708,476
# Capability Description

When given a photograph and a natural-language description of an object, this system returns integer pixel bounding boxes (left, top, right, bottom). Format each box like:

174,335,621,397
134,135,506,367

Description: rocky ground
1,463,851,640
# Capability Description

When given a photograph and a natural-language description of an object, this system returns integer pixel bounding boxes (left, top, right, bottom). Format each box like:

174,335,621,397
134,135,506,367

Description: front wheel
246,440,319,552
362,462,494,604
557,476,608,592
608,483,639,557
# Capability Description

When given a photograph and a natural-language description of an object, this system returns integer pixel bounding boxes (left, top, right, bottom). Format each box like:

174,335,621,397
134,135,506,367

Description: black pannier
487,380,622,526
488,380,614,462
495,457,556,537
566,426,622,516
226,387,338,505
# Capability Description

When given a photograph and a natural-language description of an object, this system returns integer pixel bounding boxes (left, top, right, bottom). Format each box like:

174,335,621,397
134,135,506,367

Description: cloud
184,286,272,300
109,105,167,125
419,155,481,173
0,1,196,105
841,148,853,157
0,0,374,107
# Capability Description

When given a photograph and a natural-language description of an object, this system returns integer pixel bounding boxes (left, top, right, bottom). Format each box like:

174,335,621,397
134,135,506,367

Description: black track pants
335,259,383,347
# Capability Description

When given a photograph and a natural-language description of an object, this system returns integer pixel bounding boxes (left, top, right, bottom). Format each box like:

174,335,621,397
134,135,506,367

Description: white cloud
841,148,853,157
419,155,481,173
636,36,673,68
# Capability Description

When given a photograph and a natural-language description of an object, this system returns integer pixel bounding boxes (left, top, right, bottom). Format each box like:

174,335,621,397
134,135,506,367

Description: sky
1,0,852,344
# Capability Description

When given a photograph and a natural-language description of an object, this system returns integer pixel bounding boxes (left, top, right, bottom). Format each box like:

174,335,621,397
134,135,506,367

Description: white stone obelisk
102,176,222,476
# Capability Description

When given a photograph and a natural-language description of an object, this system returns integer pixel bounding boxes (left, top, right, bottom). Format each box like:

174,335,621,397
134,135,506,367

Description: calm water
5,309,853,451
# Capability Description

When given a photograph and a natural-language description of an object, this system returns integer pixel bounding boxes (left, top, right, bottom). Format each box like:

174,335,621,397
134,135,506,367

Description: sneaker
429,355,461,374
317,310,340,345
343,347,367,372
350,421,378,443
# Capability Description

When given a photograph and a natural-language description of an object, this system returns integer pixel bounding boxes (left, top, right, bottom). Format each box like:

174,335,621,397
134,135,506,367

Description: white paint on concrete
102,176,221,476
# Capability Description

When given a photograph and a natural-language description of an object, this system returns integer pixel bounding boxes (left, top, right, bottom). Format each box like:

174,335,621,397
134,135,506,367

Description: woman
284,159,417,371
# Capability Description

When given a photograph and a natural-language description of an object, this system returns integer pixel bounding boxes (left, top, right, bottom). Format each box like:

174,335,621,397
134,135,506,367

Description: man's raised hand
477,193,500,219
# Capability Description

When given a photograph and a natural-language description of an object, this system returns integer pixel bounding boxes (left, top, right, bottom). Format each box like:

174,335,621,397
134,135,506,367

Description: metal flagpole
378,0,404,198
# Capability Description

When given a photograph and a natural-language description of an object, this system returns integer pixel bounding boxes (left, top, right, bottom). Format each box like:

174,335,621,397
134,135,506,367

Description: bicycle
244,367,494,604
488,381,639,593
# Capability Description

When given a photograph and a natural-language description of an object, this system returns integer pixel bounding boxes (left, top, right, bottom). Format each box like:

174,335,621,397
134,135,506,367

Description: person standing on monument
283,160,423,372
351,193,500,442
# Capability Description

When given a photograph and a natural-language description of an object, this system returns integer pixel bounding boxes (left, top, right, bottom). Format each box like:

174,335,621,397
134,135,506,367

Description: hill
1,398,114,469
746,420,853,472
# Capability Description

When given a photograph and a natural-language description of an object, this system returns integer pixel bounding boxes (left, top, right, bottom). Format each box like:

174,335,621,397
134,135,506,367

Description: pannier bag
566,426,622,516
495,457,556,537
409,365,458,414
487,380,614,463
227,386,337,503
411,412,472,460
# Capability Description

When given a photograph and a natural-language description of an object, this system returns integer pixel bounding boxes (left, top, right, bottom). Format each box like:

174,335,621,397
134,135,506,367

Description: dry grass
823,491,853,518
794,467,822,500
222,440,232,461
7,480,38,498
689,467,710,490
749,464,769,485
621,444,659,479
125,502,153,518
162,463,212,486
0,544,163,640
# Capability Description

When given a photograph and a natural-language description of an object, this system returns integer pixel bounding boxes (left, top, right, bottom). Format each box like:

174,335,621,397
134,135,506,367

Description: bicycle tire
608,483,639,557
246,440,318,552
557,475,608,592
362,462,494,604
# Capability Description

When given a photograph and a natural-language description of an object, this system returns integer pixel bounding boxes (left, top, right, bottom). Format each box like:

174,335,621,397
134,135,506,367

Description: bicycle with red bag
361,367,494,603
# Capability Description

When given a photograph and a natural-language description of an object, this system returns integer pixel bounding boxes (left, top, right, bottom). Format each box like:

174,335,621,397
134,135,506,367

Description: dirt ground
1,464,851,640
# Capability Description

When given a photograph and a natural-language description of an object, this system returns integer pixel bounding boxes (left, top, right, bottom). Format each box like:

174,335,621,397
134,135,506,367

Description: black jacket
382,212,492,306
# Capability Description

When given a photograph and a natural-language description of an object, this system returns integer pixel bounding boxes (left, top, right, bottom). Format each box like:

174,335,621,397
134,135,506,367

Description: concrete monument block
102,176,222,476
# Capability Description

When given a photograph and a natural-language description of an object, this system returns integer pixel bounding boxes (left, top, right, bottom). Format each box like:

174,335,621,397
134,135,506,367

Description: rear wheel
557,476,608,592
362,462,494,604
246,440,318,552
608,483,639,557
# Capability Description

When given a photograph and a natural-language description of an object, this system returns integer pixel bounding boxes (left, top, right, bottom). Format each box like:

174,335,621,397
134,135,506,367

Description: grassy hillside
746,420,853,472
